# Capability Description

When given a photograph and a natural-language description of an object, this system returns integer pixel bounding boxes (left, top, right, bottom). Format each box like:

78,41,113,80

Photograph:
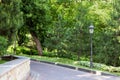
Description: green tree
0,0,23,55
20,0,51,55
17,0,120,66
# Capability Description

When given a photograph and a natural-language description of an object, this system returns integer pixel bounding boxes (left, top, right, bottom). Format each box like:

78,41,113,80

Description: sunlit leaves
0,0,23,55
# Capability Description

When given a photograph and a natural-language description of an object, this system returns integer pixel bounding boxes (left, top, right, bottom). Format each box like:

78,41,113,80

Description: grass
19,54,75,64
0,60,7,64
18,54,120,76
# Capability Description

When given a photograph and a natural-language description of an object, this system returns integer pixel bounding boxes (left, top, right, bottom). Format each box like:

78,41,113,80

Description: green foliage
92,0,120,66
20,0,48,44
0,0,23,55
43,51,57,57
16,0,120,66
0,36,8,55
79,61,120,72
0,60,7,64
15,46,38,55
0,0,23,37
43,0,119,65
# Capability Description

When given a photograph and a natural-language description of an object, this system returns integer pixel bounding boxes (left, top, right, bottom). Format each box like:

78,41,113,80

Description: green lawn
0,60,7,64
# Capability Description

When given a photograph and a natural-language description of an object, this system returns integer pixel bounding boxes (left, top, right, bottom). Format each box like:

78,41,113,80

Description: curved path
30,61,120,80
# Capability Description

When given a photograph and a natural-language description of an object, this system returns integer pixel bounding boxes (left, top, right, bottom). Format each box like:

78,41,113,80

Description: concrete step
27,71,40,80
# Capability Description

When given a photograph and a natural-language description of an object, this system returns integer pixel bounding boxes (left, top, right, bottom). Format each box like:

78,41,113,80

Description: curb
31,59,118,77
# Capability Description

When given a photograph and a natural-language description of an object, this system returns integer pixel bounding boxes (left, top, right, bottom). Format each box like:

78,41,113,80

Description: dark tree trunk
30,31,42,56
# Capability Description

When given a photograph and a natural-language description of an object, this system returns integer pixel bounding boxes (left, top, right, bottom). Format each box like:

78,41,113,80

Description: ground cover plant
0,60,7,64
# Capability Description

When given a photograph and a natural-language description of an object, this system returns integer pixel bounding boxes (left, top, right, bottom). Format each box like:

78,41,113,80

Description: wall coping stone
0,55,30,79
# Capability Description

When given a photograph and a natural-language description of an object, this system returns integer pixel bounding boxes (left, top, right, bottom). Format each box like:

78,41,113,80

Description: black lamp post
89,24,94,68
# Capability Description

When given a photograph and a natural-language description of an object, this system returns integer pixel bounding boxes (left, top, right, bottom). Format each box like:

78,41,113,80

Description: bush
79,61,90,67
15,46,39,55
43,51,57,57
16,46,30,55
78,61,120,72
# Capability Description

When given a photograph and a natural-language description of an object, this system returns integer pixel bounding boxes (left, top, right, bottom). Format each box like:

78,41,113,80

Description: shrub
78,61,120,72
15,46,30,55
43,51,57,57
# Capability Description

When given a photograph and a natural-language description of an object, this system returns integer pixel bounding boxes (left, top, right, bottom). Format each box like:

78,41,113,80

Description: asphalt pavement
30,60,120,80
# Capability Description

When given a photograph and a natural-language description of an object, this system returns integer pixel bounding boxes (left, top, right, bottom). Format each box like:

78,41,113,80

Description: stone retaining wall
0,56,30,80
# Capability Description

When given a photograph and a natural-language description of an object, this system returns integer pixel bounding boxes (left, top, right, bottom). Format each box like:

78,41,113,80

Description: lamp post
89,24,94,68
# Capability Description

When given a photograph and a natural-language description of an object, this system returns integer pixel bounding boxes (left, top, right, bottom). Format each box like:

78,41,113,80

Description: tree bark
30,31,42,56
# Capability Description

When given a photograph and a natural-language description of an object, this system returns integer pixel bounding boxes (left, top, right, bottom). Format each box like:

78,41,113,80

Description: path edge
31,59,118,77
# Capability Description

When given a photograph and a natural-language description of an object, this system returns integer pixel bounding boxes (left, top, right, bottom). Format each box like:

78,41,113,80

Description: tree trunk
30,31,42,56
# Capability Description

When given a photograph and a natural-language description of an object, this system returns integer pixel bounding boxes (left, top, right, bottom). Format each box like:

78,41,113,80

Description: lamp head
89,24,94,34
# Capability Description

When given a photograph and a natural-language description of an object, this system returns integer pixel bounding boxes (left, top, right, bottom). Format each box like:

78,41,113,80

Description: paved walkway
30,61,120,80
